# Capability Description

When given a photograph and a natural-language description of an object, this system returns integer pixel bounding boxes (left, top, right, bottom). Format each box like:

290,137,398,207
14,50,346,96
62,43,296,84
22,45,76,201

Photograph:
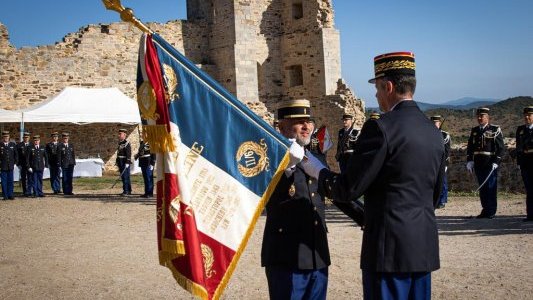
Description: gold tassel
144,125,176,153
162,238,186,256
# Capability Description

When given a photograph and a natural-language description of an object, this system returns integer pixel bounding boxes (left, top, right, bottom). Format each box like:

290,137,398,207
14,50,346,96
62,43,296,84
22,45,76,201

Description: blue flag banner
137,33,290,300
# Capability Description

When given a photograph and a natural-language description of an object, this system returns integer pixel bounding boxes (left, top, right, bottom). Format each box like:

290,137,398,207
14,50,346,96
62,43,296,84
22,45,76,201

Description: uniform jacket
466,124,504,167
335,126,359,161
516,124,533,168
27,144,48,171
46,142,61,166
0,141,18,171
441,130,451,166
134,141,156,168
16,142,30,167
261,165,330,270
319,100,445,273
58,143,76,168
116,140,132,167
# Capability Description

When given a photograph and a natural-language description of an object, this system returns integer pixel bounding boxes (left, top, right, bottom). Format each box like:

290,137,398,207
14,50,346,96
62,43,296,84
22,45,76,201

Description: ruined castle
0,0,364,170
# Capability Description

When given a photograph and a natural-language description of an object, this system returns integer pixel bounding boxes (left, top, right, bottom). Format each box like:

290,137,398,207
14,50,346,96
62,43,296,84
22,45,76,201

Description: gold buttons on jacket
278,228,283,232
314,221,318,225
311,192,315,197
313,206,317,211
308,180,313,184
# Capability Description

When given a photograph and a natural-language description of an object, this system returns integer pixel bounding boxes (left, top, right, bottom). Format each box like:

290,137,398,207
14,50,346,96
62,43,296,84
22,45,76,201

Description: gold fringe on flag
143,124,176,153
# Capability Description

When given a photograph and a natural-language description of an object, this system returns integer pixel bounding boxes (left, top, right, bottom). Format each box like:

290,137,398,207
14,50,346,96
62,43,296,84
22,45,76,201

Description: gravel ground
0,186,531,299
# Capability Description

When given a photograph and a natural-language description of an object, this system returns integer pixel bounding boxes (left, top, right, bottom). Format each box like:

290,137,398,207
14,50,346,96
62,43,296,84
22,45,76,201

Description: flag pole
101,0,153,34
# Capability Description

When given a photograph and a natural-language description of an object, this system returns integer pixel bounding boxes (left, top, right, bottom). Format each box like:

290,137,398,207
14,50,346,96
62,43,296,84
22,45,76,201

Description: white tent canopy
0,108,22,123
21,87,141,124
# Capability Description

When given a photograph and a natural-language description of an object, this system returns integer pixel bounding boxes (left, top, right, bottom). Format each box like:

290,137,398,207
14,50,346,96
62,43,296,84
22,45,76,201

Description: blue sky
1,0,532,108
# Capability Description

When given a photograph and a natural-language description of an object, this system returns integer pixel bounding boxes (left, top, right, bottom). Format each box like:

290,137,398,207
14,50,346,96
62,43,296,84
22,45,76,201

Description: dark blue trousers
141,166,154,196
475,165,498,216
62,165,74,194
119,165,131,194
49,165,62,193
32,170,44,197
265,266,328,300
19,167,31,196
1,170,14,199
521,166,533,219
363,270,431,300
438,174,448,206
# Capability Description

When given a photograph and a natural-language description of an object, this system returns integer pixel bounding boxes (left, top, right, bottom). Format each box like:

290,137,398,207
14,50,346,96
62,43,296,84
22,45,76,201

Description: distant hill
425,96,533,144
366,97,499,112
441,97,498,106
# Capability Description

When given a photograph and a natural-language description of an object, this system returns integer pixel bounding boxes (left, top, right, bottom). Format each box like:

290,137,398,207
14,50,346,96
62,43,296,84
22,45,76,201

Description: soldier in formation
431,115,451,208
466,108,504,219
16,132,32,197
27,135,48,198
1,131,18,200
335,114,359,172
134,140,155,198
59,133,76,195
46,132,62,194
116,129,132,196
516,106,533,222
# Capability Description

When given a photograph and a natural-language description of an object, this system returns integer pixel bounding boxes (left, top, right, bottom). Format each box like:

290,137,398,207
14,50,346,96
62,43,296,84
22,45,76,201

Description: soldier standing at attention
1,131,18,200
466,108,504,219
431,115,451,208
58,133,76,195
46,132,62,194
516,106,533,222
27,135,48,198
116,129,132,196
335,114,359,172
134,140,155,198
16,132,31,197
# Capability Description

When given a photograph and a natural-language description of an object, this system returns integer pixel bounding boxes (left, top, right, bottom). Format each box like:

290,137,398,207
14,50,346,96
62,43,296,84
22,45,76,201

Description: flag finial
101,0,153,33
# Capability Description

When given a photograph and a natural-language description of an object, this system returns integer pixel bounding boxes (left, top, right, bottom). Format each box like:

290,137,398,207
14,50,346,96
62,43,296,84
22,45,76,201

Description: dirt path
0,192,531,299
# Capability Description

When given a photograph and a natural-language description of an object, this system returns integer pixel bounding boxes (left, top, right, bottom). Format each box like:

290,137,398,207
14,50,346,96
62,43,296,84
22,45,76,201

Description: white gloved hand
301,150,327,179
492,163,498,170
125,164,130,168
28,168,33,173
288,139,304,167
149,165,154,171
466,161,474,173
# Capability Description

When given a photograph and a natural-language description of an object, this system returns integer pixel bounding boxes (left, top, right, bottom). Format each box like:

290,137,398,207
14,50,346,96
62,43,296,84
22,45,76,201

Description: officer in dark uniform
306,118,328,166
134,140,155,197
58,133,76,195
16,132,32,197
335,114,359,172
27,135,48,198
46,132,62,194
516,106,533,222
369,112,380,120
431,115,451,208
116,129,132,196
1,131,18,200
466,107,505,219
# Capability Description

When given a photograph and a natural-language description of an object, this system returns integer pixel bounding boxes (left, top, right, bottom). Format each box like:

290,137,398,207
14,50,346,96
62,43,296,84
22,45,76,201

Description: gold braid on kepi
369,51,415,83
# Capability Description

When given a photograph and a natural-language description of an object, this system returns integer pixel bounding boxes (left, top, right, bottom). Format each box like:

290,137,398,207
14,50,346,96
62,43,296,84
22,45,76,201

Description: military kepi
477,107,490,115
342,114,353,120
2,130,9,137
277,99,311,119
369,51,416,83
118,128,127,133
523,106,533,114
430,115,443,122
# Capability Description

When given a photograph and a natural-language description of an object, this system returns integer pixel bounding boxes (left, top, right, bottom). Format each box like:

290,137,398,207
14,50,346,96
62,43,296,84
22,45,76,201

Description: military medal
288,184,296,197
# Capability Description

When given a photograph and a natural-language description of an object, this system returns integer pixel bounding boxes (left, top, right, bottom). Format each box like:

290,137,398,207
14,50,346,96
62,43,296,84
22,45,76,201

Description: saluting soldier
27,135,48,198
1,131,18,200
431,115,451,208
516,106,533,222
116,129,132,196
58,133,76,195
46,132,62,194
466,107,505,219
335,114,359,172
134,140,155,198
16,132,32,197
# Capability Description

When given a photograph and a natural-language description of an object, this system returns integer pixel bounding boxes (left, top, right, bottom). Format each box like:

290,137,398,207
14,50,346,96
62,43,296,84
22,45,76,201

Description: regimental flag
136,33,290,300
316,126,333,153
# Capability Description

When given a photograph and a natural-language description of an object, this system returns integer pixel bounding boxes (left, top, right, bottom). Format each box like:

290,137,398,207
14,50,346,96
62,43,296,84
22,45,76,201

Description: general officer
431,115,451,208
300,52,445,299
262,99,361,300
16,132,32,197
516,106,533,222
58,133,76,195
134,140,155,198
466,108,504,219
335,114,359,172
116,129,132,196
27,135,48,198
46,132,62,194
1,131,18,200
